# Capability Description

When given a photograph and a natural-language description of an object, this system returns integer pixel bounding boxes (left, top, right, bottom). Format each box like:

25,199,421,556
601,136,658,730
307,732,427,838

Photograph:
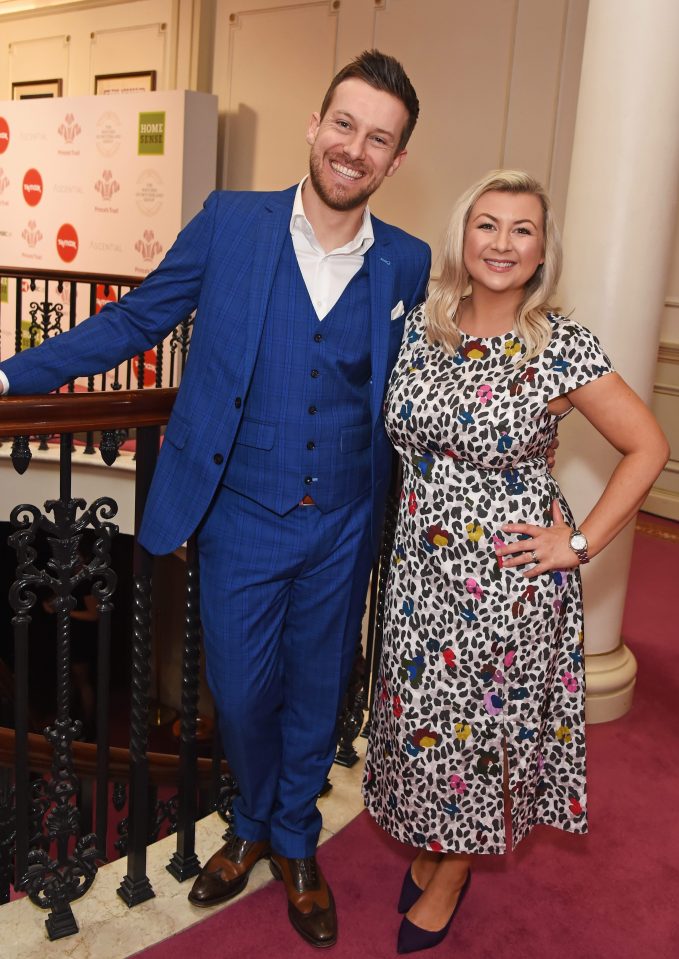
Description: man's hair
320,49,419,152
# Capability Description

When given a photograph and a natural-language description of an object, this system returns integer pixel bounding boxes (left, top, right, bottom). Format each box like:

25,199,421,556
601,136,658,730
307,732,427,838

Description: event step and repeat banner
0,90,217,379
0,90,217,276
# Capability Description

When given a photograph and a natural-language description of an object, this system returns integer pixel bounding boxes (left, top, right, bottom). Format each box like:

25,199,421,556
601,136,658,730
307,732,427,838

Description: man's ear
386,149,408,178
306,111,321,146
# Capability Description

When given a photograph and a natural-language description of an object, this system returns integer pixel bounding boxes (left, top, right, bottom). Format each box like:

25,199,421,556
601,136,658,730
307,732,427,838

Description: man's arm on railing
0,192,220,396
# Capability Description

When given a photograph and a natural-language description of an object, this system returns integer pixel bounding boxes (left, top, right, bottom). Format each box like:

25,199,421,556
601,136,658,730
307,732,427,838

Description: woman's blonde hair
425,169,562,363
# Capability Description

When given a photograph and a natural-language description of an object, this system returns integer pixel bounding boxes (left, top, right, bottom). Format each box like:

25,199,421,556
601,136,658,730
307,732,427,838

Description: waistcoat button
310,369,319,378
304,476,313,485
313,333,322,342
306,441,315,450
308,405,317,414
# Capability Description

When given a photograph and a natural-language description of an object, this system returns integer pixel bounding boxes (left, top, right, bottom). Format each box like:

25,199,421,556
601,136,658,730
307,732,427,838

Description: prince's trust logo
58,113,82,154
22,220,43,258
135,229,163,263
94,169,120,212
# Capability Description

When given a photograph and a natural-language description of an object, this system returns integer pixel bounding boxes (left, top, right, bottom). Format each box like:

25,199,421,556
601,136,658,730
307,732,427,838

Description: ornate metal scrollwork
99,430,119,465
8,495,118,938
216,773,239,834
168,314,195,384
10,435,32,475
114,794,180,857
27,297,65,346
0,777,16,905
334,641,366,768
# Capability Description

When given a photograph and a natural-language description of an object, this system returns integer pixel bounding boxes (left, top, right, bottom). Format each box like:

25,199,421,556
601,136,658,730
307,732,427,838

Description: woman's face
463,190,545,296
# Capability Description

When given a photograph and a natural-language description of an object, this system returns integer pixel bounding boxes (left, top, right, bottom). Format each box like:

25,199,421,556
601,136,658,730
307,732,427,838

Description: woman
362,170,669,954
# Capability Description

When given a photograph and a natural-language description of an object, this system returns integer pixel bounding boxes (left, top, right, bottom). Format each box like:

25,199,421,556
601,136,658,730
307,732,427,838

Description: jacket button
308,405,317,414
304,476,313,485
306,441,315,450
310,369,319,378
234,397,242,409
313,333,322,343
213,453,224,465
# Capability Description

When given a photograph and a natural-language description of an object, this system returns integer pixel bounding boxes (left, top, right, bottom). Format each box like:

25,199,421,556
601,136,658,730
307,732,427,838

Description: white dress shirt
0,179,374,394
290,177,374,319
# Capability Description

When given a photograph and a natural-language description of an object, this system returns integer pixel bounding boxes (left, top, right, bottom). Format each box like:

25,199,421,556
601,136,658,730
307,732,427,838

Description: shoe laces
294,857,319,886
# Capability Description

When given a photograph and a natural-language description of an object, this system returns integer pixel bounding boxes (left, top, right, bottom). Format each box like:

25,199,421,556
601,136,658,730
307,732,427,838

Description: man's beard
308,151,377,212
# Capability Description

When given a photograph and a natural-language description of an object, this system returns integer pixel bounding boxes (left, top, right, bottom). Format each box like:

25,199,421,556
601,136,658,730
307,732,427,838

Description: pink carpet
133,516,679,959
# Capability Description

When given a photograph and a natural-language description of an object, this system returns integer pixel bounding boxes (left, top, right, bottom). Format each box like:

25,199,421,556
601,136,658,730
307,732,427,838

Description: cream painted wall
0,0,676,517
0,0,213,95
212,0,588,253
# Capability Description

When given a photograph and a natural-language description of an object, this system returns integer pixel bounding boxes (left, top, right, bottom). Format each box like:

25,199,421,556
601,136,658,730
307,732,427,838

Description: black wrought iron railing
1,267,193,395
0,268,397,942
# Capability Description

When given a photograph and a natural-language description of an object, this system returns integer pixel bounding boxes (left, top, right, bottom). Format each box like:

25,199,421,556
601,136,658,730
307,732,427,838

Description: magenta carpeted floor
133,516,679,959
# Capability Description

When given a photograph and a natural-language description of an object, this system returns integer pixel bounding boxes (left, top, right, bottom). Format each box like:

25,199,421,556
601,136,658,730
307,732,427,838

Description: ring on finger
531,550,538,563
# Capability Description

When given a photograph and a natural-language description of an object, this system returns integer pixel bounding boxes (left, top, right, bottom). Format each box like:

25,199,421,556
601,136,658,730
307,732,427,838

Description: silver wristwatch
569,529,589,565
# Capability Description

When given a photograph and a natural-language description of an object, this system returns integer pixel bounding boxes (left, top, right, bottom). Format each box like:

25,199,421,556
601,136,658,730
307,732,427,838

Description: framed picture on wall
12,79,63,100
94,71,157,95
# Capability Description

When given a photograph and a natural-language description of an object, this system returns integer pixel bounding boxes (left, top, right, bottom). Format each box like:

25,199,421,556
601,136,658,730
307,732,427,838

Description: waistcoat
223,237,372,514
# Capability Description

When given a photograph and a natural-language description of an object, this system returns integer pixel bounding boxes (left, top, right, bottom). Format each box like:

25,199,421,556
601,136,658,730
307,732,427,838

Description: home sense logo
23,169,43,206
0,117,9,154
56,223,79,263
138,112,165,156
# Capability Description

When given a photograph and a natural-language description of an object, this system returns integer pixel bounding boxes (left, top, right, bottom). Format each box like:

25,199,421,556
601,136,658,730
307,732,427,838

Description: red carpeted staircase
133,515,679,959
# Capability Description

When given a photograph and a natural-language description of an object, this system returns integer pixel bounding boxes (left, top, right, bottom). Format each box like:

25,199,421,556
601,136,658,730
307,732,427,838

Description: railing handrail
0,265,143,287
0,388,178,437
0,727,224,788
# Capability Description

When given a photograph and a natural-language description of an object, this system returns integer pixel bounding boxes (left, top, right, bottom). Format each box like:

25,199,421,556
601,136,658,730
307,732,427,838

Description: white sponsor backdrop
0,90,217,276
0,90,217,376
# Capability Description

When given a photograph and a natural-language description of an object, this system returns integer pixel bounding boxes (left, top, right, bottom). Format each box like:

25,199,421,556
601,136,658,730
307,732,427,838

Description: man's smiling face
306,78,408,212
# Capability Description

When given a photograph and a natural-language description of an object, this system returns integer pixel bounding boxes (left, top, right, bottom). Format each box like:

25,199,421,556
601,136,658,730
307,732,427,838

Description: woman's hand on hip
497,500,580,577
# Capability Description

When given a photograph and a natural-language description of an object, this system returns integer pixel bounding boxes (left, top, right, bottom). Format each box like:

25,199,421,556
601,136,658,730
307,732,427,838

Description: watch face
571,532,587,551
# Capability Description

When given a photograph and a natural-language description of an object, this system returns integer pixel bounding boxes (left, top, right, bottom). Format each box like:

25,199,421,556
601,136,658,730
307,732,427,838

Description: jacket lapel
368,229,396,426
245,188,295,364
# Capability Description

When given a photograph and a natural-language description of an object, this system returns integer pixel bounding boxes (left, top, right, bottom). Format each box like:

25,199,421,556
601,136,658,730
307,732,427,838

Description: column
556,0,679,722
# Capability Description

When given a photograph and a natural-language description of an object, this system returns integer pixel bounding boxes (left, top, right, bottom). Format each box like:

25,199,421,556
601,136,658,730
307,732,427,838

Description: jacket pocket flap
340,422,371,453
236,419,277,450
163,411,191,450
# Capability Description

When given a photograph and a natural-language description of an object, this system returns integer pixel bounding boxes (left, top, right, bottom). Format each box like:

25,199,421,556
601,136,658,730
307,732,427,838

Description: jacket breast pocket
235,418,276,450
163,410,192,450
340,422,372,453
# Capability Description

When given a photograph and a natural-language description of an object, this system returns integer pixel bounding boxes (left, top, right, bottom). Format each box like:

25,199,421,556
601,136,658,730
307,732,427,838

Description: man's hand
545,433,559,470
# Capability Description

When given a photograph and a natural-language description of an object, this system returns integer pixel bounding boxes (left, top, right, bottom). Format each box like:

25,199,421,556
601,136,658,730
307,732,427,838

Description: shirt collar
290,177,374,255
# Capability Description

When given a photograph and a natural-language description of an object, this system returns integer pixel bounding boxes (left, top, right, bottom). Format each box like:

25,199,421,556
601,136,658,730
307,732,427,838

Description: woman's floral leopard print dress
363,306,613,854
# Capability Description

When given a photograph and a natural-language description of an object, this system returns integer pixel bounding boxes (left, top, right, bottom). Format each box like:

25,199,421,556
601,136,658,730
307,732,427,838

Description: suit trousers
196,484,373,858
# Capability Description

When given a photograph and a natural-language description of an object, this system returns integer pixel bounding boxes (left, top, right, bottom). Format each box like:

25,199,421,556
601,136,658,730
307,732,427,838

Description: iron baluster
117,424,159,908
8,479,118,939
166,535,201,882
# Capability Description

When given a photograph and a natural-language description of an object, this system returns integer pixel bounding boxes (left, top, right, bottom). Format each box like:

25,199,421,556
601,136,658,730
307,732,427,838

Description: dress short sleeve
543,316,614,395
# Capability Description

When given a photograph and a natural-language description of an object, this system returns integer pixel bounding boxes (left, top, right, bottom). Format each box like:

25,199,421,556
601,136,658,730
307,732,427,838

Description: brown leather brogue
188,834,270,907
269,853,337,948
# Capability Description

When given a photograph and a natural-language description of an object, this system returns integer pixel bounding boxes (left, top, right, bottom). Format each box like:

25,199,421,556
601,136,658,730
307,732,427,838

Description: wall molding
658,341,679,364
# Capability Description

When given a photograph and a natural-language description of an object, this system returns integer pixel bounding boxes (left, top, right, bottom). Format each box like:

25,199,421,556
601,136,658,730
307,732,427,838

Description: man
0,51,430,947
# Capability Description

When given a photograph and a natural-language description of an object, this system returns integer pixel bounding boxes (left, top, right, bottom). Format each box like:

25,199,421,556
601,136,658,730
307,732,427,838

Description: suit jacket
1,186,431,555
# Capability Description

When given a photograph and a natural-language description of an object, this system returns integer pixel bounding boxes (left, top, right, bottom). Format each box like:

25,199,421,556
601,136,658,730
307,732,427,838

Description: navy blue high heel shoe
397,864,425,914
396,869,471,955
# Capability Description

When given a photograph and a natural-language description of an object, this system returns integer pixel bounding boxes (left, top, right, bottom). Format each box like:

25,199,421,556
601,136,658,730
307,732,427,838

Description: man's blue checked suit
1,185,430,856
